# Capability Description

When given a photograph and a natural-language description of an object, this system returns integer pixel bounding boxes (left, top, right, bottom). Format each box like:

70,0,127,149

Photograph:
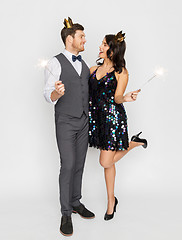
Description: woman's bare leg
104,164,116,214
100,141,144,214
113,140,143,163
100,141,143,169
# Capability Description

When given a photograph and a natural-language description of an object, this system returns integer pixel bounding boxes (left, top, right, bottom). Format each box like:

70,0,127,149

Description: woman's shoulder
115,68,128,80
90,66,98,74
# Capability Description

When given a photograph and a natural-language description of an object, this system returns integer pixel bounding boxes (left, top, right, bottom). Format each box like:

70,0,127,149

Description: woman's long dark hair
97,34,126,73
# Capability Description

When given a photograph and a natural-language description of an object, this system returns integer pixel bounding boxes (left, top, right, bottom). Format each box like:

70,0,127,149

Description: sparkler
140,67,165,90
37,59,57,79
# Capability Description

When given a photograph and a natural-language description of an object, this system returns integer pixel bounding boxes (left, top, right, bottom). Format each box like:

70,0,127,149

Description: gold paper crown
115,31,125,43
63,17,73,29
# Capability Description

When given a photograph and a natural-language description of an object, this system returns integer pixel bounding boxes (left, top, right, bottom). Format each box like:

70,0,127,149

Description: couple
44,17,147,236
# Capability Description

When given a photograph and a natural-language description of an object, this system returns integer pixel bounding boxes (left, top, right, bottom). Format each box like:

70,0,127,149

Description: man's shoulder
54,52,64,59
47,56,60,67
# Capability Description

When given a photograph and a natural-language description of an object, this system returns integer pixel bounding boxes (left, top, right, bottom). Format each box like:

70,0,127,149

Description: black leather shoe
131,131,148,148
60,215,73,236
72,204,95,219
104,197,118,221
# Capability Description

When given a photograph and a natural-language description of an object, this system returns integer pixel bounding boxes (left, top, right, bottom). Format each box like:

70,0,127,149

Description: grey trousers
55,111,88,216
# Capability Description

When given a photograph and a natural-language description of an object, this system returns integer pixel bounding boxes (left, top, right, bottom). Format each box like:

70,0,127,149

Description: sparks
140,66,166,90
37,59,49,68
154,67,165,76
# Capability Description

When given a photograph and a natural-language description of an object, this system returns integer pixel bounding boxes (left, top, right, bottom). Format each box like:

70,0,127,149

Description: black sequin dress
89,69,129,151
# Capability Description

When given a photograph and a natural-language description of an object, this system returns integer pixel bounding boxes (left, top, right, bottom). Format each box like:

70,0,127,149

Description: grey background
0,0,182,239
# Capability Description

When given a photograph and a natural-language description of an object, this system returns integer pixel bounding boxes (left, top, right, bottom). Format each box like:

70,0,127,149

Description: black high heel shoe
131,131,148,148
104,197,118,221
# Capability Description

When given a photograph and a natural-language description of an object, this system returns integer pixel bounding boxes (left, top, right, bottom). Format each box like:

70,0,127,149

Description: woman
89,31,147,220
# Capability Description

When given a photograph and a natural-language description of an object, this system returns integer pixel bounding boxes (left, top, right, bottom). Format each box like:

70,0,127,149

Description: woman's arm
114,68,140,104
114,68,128,104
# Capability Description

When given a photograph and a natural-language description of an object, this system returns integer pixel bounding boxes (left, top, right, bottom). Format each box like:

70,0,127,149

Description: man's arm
43,57,64,104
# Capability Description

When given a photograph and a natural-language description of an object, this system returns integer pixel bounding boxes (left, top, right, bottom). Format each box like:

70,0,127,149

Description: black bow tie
72,55,82,62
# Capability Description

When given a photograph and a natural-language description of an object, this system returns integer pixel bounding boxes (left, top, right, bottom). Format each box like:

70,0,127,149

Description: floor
1,194,181,240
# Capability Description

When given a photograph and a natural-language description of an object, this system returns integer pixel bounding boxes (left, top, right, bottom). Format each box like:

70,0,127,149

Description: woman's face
99,38,109,59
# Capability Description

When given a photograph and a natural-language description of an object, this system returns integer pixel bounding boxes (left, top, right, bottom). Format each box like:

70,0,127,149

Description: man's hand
50,81,65,102
55,81,65,96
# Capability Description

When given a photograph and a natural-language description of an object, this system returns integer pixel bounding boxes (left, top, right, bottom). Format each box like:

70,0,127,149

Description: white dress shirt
43,49,84,104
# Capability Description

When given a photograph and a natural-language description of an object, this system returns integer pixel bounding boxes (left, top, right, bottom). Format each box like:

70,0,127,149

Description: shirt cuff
44,90,58,105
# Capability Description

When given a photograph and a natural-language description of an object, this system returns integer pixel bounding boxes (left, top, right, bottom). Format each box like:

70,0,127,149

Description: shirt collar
63,49,80,62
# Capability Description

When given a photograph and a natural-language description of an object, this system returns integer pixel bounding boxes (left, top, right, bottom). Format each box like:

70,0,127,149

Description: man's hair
61,24,84,45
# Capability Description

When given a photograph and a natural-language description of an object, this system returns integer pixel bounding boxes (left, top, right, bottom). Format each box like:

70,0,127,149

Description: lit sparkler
37,59,57,79
140,67,166,90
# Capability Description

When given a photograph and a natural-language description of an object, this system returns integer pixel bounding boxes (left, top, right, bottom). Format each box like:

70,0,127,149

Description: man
44,17,95,237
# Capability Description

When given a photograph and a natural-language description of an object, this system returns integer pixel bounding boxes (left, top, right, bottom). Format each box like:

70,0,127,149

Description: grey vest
55,53,90,118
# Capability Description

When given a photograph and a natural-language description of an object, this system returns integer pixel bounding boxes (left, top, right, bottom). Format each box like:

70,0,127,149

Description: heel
114,197,118,212
136,131,142,137
131,132,148,149
104,197,118,221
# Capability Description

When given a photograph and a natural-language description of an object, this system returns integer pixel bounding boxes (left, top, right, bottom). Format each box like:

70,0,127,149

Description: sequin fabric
89,69,129,151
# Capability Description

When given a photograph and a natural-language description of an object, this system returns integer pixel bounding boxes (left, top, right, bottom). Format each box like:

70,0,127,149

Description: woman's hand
124,89,141,102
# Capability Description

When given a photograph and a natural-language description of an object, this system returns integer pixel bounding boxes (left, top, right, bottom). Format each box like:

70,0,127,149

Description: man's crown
63,17,73,29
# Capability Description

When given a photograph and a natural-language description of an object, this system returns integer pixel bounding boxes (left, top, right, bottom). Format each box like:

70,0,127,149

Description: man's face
71,30,86,52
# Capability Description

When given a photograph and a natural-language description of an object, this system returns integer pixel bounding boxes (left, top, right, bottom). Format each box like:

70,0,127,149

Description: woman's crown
115,31,125,42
